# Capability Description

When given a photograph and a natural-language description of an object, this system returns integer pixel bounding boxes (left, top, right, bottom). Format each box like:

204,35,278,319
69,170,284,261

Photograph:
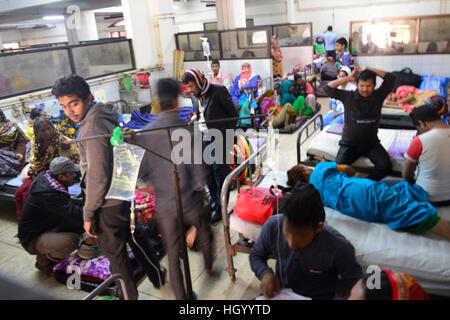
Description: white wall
173,0,450,36
0,78,123,131
0,24,68,46
294,0,450,39
355,54,450,77
174,0,217,33
281,46,313,75
96,16,125,39
0,30,23,44
20,23,68,46
173,0,450,77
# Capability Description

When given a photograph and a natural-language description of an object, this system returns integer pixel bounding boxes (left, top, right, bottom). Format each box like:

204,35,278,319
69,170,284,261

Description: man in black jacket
182,69,238,223
18,157,83,275
324,67,395,180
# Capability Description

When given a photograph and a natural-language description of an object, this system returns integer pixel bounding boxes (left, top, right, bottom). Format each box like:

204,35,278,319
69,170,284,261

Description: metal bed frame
296,112,323,165
295,112,409,176
220,143,267,282
295,112,377,174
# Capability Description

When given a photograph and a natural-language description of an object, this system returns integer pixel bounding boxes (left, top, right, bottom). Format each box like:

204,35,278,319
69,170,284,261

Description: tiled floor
0,98,328,300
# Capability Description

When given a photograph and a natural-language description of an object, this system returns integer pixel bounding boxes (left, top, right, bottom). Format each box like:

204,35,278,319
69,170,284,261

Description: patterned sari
0,110,27,176
28,127,79,178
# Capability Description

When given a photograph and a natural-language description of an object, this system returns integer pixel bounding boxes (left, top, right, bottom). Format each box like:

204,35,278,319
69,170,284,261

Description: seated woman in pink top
383,85,437,112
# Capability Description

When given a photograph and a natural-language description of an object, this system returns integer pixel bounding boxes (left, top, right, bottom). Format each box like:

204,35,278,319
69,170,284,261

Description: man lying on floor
286,161,450,241
249,183,363,300
18,156,84,275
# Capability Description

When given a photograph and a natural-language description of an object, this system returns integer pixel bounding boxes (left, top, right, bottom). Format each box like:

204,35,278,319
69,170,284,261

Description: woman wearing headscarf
0,109,27,176
182,68,238,224
230,63,260,108
349,270,430,300
271,35,283,77
15,116,79,219
27,117,79,179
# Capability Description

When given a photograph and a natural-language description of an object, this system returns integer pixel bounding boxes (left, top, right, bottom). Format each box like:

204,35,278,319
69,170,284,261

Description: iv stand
81,114,269,300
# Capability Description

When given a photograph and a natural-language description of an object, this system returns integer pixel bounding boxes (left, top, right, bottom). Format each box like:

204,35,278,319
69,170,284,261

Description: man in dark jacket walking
18,157,83,275
136,78,213,300
182,69,238,223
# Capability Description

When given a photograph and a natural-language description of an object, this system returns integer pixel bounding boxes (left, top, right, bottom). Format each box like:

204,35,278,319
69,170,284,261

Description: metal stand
76,114,269,300
83,273,129,300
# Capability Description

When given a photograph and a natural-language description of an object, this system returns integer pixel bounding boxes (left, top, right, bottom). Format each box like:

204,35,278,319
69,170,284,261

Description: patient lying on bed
286,161,450,241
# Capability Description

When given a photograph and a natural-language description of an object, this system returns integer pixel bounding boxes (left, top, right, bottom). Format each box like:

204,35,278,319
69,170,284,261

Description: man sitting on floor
249,183,362,300
403,105,450,206
18,156,83,275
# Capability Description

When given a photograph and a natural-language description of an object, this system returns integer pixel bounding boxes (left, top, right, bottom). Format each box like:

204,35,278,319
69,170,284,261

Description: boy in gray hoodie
51,74,138,300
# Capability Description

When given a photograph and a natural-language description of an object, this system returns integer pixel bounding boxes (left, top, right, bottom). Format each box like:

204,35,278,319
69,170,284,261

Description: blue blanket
309,162,437,230
123,106,195,130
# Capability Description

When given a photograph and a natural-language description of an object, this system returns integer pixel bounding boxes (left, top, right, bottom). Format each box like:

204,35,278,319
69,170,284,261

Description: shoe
210,209,222,224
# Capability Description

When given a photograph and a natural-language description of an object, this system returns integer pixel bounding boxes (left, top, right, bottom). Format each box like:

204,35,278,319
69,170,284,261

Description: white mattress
381,107,409,117
325,206,450,297
306,126,417,172
229,170,450,297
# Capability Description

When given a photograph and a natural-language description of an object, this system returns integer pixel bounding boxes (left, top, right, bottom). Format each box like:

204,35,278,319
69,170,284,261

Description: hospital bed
380,107,415,129
296,113,417,175
220,148,450,296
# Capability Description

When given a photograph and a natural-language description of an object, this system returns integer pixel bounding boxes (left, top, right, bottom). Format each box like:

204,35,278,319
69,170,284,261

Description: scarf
384,270,430,300
44,170,68,194
0,110,26,148
185,69,210,98
28,127,79,178
239,64,256,88
293,81,307,98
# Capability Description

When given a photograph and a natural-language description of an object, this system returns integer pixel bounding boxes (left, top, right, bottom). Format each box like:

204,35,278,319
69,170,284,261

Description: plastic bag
105,142,145,201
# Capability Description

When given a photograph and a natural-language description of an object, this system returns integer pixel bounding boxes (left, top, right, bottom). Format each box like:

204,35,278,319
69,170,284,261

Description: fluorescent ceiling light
43,15,64,20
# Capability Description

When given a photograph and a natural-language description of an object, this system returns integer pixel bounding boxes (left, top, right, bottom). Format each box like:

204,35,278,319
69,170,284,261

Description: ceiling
0,0,121,29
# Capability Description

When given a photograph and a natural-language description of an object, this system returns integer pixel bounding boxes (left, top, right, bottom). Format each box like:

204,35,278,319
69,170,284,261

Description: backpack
392,68,422,91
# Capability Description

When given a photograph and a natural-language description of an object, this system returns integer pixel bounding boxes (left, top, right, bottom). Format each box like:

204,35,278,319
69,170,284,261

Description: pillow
53,250,135,282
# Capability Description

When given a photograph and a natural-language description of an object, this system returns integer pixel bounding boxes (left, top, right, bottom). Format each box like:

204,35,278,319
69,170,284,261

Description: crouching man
18,157,83,275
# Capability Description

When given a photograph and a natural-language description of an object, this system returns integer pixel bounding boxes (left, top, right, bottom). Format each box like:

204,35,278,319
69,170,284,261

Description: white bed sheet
229,170,450,297
306,126,416,172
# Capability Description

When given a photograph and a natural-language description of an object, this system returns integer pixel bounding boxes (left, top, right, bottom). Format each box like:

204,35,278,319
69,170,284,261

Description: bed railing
220,142,267,281
296,112,323,164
